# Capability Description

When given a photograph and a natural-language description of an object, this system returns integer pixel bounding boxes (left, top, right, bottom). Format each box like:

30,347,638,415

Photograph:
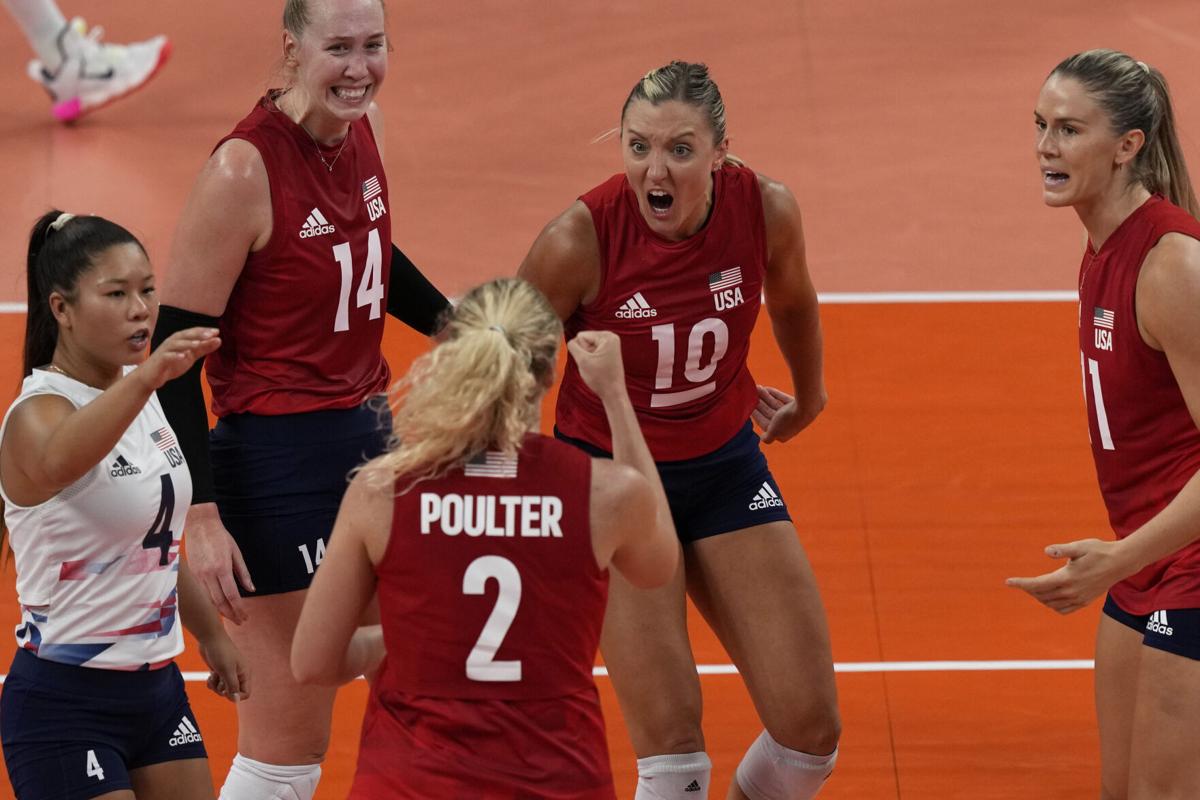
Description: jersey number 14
331,228,385,332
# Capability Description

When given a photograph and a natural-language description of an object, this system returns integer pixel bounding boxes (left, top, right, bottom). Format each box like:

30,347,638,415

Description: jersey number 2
462,555,522,682
332,228,384,332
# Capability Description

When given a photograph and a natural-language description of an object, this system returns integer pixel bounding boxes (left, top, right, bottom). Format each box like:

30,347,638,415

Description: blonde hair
375,278,561,486
622,60,744,167
1051,49,1198,217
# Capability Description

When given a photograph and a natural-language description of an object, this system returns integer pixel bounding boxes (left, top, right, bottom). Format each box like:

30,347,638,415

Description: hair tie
48,212,75,232
1136,60,1150,75
488,324,506,336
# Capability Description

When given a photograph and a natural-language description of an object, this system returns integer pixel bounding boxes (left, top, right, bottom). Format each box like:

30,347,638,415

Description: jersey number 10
331,228,385,332
651,318,730,408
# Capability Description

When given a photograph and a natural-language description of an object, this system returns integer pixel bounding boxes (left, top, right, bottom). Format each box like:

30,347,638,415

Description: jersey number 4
462,555,522,682
332,228,384,332
142,474,176,566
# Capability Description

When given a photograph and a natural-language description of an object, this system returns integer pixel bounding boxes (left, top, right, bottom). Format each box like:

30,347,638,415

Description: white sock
2,0,68,70
635,751,713,799
219,753,322,800
736,730,837,800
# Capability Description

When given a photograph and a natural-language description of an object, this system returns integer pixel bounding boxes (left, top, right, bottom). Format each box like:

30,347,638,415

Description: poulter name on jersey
420,493,563,538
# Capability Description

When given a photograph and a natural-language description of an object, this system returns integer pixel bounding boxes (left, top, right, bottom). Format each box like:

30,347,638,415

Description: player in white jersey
0,210,246,800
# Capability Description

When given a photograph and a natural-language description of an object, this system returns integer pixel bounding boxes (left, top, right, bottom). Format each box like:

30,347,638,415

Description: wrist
1111,536,1150,578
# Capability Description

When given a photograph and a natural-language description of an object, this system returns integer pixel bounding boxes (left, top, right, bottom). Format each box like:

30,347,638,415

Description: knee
635,724,706,759
770,701,841,757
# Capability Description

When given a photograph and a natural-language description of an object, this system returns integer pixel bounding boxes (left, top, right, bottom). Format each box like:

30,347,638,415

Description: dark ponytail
23,210,145,376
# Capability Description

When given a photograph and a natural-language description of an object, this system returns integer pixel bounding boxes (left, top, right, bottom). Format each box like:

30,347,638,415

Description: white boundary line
155,660,1096,683
0,660,1097,683
816,290,1077,304
0,292,1079,316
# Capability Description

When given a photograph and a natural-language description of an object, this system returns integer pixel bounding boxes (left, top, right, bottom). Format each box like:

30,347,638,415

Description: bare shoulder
3,394,76,444
0,394,78,504
1138,232,1200,349
161,139,271,309
204,138,270,196
526,201,598,264
366,102,385,156
756,172,801,223
517,200,600,319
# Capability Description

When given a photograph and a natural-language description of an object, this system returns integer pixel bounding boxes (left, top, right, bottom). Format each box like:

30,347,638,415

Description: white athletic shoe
27,18,171,122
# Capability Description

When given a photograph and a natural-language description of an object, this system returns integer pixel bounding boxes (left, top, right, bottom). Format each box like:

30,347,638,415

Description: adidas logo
168,716,202,747
748,482,784,511
684,780,702,792
1147,610,1174,636
615,292,657,319
299,207,336,239
109,455,142,478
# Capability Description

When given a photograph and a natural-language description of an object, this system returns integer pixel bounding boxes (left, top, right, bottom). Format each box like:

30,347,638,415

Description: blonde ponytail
374,278,561,487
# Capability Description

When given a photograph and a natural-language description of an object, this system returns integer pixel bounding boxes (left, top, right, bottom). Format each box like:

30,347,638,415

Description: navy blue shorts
1,649,206,799
211,400,391,597
1103,594,1200,661
556,421,791,543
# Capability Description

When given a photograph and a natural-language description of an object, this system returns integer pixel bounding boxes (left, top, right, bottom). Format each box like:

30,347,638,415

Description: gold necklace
45,363,77,380
300,122,349,172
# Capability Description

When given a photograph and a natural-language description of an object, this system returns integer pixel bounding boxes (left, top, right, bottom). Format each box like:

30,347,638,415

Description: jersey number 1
332,228,384,332
1082,354,1115,451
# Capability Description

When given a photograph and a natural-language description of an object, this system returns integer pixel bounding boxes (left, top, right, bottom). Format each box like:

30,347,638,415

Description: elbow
290,642,340,687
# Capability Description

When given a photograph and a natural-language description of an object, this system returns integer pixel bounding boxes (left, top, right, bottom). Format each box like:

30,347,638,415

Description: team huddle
1,1,1200,799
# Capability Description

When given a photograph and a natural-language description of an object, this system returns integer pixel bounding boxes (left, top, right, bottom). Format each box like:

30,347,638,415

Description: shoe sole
53,38,173,123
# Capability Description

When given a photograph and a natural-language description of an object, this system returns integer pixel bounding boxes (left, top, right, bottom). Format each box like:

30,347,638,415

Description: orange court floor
2,0,1200,797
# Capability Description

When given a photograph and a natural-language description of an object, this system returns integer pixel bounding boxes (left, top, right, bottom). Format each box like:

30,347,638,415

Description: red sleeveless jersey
557,164,766,460
205,96,393,417
359,435,612,797
1078,194,1200,613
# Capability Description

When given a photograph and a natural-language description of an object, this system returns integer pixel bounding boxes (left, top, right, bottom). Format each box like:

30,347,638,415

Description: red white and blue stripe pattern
150,426,176,452
362,175,382,202
708,266,743,292
464,450,519,478
1093,306,1115,330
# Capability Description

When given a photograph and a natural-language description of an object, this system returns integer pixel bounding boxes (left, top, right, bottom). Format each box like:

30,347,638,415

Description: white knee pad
635,751,713,799
735,730,837,800
219,753,322,800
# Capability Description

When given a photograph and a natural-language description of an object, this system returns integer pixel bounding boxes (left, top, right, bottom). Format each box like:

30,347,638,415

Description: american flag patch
1093,307,1115,330
708,266,742,292
150,427,176,451
464,450,518,478
362,176,382,203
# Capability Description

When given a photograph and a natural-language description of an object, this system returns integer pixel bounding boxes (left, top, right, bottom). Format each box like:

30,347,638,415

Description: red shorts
348,688,616,800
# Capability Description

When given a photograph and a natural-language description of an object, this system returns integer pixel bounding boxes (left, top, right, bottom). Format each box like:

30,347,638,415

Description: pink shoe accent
52,97,82,122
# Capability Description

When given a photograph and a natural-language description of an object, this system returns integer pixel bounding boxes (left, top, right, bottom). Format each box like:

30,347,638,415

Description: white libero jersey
0,368,190,669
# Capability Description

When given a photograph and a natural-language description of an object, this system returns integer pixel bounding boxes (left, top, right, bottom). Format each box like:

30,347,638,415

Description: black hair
24,210,146,376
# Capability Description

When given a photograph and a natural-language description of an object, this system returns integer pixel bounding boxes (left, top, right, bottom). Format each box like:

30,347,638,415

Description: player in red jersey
146,1,450,798
1010,49,1200,798
291,277,679,799
518,62,839,800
